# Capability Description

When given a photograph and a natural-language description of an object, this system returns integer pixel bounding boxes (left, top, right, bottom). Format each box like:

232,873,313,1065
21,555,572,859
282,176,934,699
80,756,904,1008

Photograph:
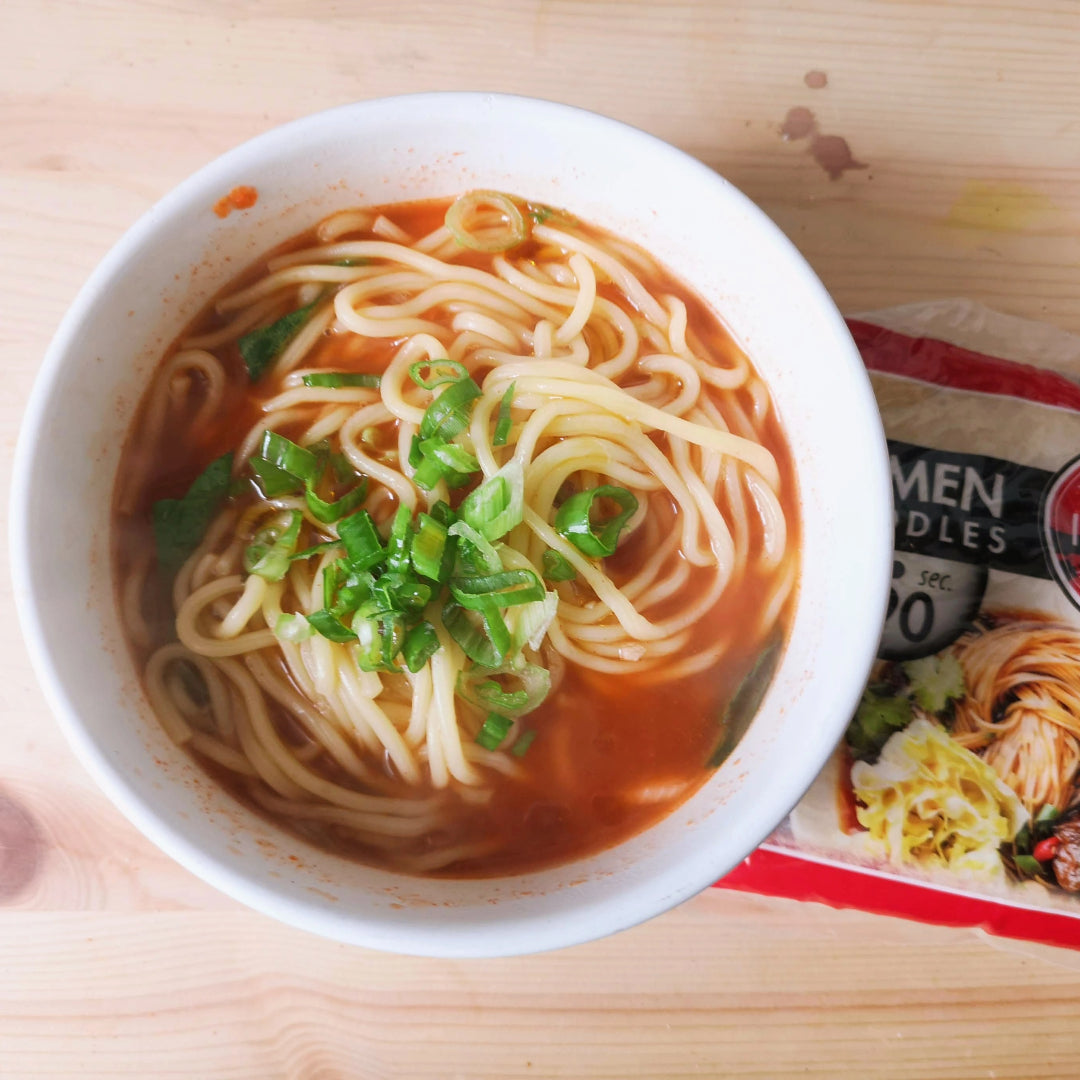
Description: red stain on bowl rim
213,185,259,218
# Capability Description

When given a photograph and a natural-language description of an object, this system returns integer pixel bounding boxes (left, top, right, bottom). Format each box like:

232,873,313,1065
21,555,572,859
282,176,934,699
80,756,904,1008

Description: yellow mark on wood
947,181,1056,232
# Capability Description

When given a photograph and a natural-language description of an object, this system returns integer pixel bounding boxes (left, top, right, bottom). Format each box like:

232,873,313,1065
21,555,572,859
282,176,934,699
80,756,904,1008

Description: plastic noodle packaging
720,300,1080,949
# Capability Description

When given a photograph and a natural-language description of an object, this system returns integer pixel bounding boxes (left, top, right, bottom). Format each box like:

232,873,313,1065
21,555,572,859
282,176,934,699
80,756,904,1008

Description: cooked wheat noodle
122,194,795,871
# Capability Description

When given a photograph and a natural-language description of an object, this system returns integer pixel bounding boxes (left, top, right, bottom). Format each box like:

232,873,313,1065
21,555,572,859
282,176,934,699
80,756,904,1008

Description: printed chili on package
721,300,1080,948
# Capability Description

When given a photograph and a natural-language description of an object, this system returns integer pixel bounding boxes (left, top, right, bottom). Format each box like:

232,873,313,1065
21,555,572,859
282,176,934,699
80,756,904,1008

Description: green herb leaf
152,452,234,578
708,637,784,768
844,686,913,764
238,301,318,381
901,653,967,715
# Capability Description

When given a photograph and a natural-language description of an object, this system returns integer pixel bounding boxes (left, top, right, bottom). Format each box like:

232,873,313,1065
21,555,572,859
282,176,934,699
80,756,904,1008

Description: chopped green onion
331,570,375,617
385,504,413,575
331,257,372,267
329,452,354,483
429,500,457,528
542,549,577,582
291,540,342,563
305,477,368,524
258,431,321,484
1036,804,1061,825
511,730,537,757
419,376,482,442
152,452,234,578
409,358,470,390
408,435,423,469
419,437,481,476
459,458,525,541
336,510,386,570
402,621,440,673
250,455,303,497
450,569,545,611
442,601,508,667
457,662,550,718
447,520,502,574
353,610,404,672
323,560,344,610
411,513,449,582
446,191,528,254
510,589,559,653
275,613,314,643
411,455,445,492
475,712,514,751
307,608,358,643
244,511,302,582
493,381,515,446
239,300,319,381
301,371,381,388
371,571,431,613
554,485,639,558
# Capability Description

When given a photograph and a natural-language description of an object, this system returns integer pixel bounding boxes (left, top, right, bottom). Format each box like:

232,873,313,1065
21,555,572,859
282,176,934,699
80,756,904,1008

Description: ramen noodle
112,192,799,877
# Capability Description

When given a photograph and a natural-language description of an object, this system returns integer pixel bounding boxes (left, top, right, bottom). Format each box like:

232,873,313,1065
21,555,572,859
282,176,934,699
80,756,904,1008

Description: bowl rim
9,91,893,956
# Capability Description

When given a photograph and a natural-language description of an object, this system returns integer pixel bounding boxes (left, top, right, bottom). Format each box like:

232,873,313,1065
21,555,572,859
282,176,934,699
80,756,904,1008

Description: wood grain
4,0,1080,1076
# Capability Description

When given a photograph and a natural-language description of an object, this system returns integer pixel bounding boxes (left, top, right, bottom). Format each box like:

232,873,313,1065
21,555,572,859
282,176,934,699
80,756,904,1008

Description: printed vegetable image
852,718,1025,877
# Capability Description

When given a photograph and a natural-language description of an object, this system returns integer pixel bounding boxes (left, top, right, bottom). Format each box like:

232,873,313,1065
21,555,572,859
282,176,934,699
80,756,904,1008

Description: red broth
113,197,800,876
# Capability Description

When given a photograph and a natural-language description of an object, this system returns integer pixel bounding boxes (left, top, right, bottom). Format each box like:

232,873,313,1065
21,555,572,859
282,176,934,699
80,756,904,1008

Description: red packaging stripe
848,318,1080,413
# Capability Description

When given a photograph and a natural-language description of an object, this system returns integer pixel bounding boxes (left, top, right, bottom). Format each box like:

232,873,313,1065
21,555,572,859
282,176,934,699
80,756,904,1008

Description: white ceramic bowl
11,93,891,957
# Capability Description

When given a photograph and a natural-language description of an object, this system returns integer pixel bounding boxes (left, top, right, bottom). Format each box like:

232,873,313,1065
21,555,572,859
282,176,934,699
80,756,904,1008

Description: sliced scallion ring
409,358,469,390
554,485,639,558
445,190,528,253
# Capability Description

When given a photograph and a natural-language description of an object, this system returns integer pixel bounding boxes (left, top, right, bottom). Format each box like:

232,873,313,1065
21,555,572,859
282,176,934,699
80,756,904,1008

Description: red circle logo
1043,453,1080,610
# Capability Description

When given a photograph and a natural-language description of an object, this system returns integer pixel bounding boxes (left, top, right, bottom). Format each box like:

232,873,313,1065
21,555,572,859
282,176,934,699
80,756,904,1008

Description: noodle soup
113,192,799,876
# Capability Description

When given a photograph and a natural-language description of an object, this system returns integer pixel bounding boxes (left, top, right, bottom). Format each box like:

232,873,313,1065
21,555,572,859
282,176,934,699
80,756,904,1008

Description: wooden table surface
4,2,1080,1076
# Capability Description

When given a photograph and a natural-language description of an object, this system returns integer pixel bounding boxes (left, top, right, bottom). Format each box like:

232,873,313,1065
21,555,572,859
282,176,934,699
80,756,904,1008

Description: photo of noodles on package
738,301,1080,938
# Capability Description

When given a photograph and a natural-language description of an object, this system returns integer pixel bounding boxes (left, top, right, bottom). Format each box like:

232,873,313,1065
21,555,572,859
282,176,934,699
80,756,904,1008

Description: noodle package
721,300,1080,948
